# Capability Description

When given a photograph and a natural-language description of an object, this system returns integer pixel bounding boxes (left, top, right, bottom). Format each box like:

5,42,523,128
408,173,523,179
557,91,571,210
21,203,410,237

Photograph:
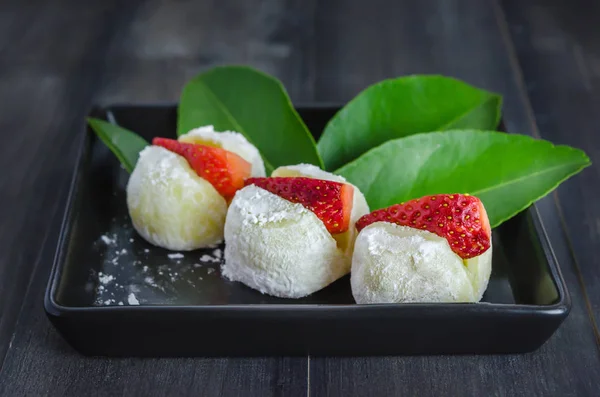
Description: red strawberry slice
356,194,491,259
153,137,251,201
245,177,354,234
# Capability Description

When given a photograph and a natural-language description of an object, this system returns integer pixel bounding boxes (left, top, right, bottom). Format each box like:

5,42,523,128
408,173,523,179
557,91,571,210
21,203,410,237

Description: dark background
1,0,599,395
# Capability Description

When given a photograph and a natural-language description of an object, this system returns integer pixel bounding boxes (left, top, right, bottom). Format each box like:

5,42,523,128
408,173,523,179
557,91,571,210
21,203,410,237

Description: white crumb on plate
127,293,140,305
144,249,150,253
168,253,184,259
120,248,127,255
100,235,115,245
98,274,114,285
207,268,215,275
129,238,134,242
200,254,218,262
144,276,157,287
143,266,148,272
213,249,222,259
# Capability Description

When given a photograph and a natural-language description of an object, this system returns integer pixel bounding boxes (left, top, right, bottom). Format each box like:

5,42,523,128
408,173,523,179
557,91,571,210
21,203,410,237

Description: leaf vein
469,161,587,196
437,95,499,131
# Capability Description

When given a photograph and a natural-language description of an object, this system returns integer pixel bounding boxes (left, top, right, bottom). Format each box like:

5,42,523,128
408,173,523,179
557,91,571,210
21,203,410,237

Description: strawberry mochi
245,177,354,233
152,138,252,201
222,167,370,299
351,194,493,304
271,163,370,257
126,127,264,251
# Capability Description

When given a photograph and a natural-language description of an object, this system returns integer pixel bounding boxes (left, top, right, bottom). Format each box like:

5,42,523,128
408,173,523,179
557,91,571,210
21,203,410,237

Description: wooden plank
500,0,600,334
0,1,309,396
0,0,129,367
96,0,316,104
309,0,600,395
1,0,599,395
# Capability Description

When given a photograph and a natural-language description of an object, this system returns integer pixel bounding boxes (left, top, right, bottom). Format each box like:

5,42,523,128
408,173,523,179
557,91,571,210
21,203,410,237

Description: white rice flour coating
179,125,266,177
222,185,350,298
127,146,227,251
351,222,492,304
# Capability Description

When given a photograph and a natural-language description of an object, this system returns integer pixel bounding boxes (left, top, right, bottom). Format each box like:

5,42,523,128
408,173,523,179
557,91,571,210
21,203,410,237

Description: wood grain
0,0,599,396
500,0,600,337
0,1,309,396
0,0,126,367
309,0,600,395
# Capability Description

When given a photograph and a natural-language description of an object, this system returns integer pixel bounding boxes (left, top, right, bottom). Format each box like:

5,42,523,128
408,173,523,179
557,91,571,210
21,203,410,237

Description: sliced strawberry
356,194,491,259
153,137,251,201
245,177,354,234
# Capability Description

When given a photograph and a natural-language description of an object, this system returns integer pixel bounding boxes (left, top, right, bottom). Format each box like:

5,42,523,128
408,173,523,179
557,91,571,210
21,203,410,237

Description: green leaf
178,65,323,173
87,118,149,173
317,75,502,170
336,130,590,228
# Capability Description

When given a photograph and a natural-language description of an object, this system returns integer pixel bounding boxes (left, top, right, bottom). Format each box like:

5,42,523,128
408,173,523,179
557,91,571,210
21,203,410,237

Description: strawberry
245,177,354,234
356,194,491,259
153,137,251,201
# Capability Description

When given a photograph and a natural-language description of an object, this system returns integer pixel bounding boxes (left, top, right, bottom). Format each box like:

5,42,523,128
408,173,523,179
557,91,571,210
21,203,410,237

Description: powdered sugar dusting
130,146,202,201
127,293,140,305
93,213,225,306
98,273,114,285
100,235,115,245
144,276,158,287
200,254,219,262
230,185,311,227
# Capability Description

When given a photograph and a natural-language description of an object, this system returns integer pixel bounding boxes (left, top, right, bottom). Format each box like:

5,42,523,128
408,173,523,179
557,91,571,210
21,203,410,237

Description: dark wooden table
1,0,599,395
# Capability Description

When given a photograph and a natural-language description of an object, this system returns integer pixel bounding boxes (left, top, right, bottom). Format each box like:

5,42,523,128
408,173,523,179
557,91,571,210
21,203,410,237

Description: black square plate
45,104,570,357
